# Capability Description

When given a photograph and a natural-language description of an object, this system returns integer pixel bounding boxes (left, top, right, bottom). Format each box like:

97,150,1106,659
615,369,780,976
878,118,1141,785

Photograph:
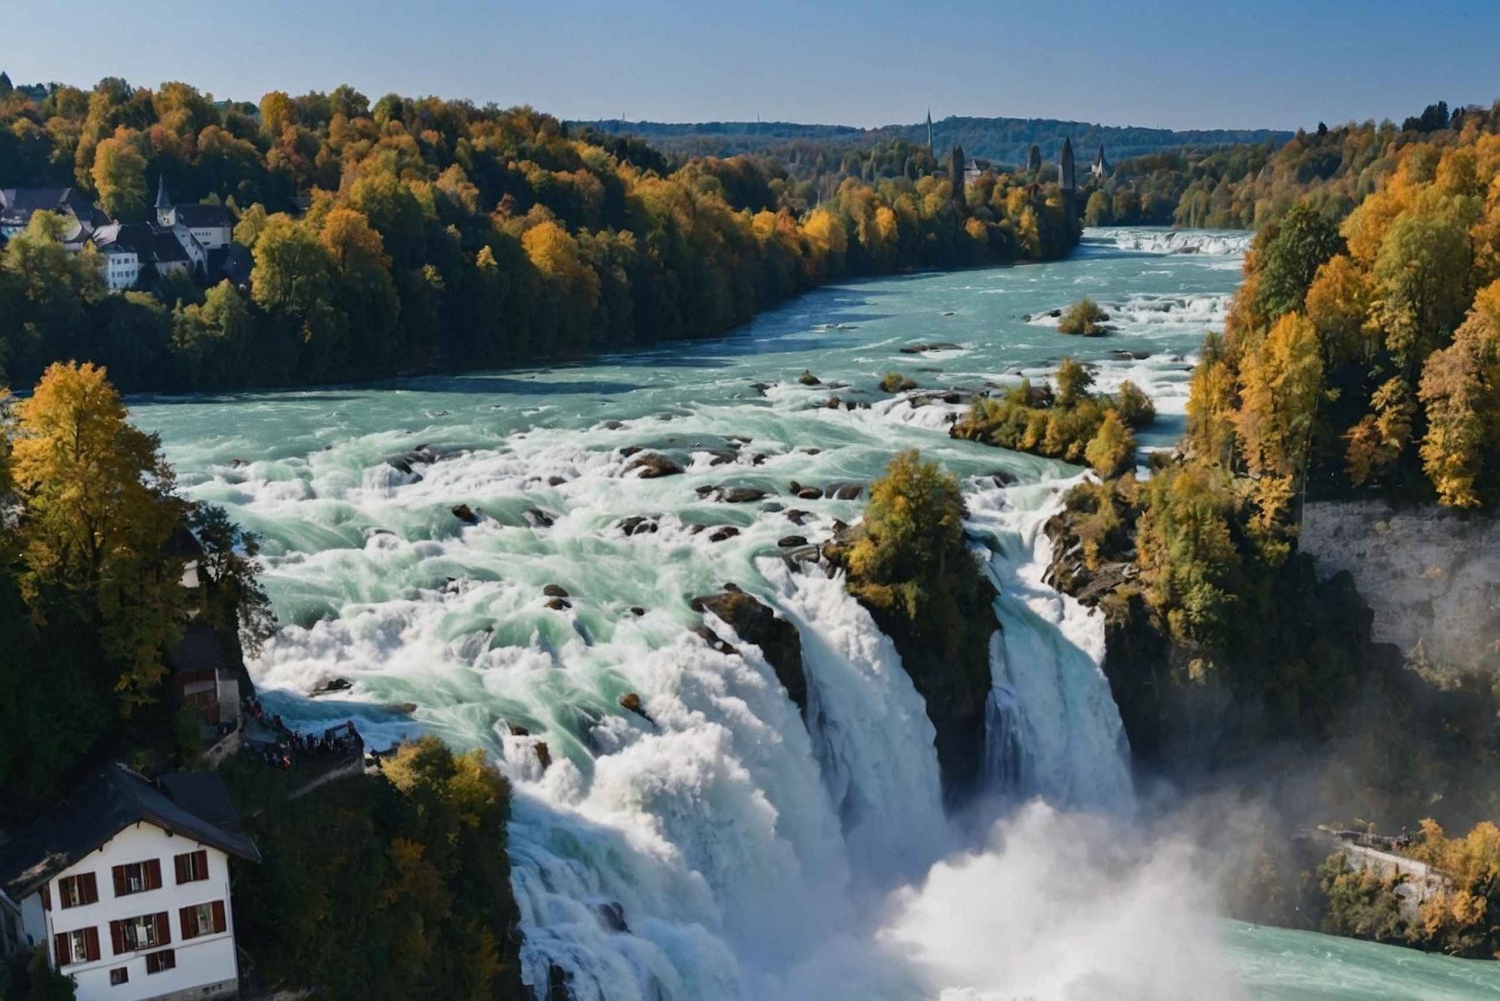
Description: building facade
0,766,260,1001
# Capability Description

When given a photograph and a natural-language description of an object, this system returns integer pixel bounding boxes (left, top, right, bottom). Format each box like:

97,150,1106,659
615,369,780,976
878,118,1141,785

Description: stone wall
1300,500,1500,671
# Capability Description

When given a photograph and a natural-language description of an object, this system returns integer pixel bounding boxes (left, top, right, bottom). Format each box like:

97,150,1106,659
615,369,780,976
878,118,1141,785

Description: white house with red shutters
0,764,260,1000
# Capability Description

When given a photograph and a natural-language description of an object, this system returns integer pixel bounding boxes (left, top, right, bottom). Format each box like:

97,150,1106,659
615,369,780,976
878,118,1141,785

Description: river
132,228,1500,1000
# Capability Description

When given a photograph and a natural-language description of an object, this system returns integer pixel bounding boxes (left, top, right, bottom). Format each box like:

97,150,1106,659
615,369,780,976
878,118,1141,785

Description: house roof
174,203,231,229
0,188,98,233
167,622,227,677
0,764,260,901
94,222,191,265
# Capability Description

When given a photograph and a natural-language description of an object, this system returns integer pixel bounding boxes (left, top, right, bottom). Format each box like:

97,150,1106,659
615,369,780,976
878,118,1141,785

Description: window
52,926,99,967
180,900,226,940
110,968,129,986
112,859,162,896
175,850,209,884
145,949,176,975
110,912,170,954
58,873,99,908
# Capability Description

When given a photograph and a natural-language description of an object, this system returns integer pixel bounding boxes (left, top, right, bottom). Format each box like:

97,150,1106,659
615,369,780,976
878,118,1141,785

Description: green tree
1252,202,1345,321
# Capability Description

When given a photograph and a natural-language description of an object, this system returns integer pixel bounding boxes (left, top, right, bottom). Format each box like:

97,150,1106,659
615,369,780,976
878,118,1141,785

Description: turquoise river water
131,228,1500,1000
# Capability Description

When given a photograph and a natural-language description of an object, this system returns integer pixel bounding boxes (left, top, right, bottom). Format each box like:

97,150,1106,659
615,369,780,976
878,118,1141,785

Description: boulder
535,742,552,769
718,487,767,504
629,606,647,617
592,902,629,934
692,590,808,716
827,482,864,500
628,453,683,478
508,723,531,737
695,624,738,656
785,509,812,525
619,692,652,724
545,597,571,611
988,468,1019,487
616,515,659,536
524,509,556,528
452,504,480,525
778,535,808,548
310,677,353,697
547,475,568,486
751,453,769,466
707,526,740,544
543,584,570,598
620,445,643,458
797,370,822,386
899,342,961,355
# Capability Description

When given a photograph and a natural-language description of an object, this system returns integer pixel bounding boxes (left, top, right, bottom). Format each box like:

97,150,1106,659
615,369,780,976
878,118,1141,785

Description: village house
0,764,260,1001
0,187,108,248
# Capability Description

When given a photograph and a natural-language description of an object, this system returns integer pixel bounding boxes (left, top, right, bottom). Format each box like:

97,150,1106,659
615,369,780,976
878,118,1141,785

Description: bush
1113,380,1157,429
1086,411,1136,478
1058,297,1109,336
879,371,918,393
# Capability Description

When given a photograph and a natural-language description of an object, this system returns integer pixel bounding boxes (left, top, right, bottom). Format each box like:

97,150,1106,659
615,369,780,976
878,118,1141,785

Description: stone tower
1058,137,1076,193
950,145,966,208
154,175,175,228
1026,143,1042,175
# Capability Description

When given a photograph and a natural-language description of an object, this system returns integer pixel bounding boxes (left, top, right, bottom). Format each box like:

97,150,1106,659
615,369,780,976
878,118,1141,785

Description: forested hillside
577,115,1291,168
0,75,1078,394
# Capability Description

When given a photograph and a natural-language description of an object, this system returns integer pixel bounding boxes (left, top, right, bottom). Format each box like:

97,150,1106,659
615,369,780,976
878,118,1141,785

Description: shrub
1113,380,1157,428
1058,297,1109,336
879,371,918,393
1086,411,1136,478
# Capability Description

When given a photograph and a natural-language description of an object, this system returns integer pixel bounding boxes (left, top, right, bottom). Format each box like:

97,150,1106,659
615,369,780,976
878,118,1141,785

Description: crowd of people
243,696,363,771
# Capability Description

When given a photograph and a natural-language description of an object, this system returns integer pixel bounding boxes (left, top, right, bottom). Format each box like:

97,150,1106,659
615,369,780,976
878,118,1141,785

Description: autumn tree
91,131,148,221
11,362,189,707
1251,202,1345,321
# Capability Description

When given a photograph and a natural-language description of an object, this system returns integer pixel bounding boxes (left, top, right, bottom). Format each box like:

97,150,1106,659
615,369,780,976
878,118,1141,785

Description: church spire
926,109,933,153
155,175,171,210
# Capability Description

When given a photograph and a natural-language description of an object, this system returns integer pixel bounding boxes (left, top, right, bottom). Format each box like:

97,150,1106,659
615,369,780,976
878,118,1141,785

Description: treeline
1082,100,1500,230
0,76,1079,393
0,362,272,817
580,114,1292,170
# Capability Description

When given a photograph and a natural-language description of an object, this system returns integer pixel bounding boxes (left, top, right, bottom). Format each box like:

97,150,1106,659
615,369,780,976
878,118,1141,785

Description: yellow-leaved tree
12,362,189,708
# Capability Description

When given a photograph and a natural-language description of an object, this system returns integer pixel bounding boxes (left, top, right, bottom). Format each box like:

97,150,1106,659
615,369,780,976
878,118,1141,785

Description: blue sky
7,0,1500,130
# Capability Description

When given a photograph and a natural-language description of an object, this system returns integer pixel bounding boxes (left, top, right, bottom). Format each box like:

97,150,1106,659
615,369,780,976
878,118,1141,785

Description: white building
0,764,260,1001
155,180,233,252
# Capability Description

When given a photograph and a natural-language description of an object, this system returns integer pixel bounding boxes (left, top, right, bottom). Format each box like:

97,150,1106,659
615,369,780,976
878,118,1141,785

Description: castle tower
1058,137,1076,192
1026,143,1042,175
154,175,175,228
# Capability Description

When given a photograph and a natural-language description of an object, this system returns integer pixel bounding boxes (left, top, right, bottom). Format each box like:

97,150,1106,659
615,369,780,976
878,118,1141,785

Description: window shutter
112,865,127,897
41,884,51,910
180,906,198,940
53,933,68,968
82,872,99,905
84,926,100,962
211,900,226,934
196,850,208,878
175,854,188,884
110,920,125,956
155,911,171,945
146,858,162,890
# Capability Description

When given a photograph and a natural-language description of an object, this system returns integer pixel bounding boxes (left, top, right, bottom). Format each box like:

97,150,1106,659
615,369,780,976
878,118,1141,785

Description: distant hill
574,115,1294,167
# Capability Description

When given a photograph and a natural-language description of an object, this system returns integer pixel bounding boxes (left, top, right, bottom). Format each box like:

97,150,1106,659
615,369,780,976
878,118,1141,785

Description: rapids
132,229,1500,1000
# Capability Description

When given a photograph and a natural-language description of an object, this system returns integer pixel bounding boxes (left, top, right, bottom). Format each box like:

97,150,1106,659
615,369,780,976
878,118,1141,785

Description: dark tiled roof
174,203,231,229
167,622,226,676
162,525,204,559
95,222,191,265
0,764,260,900
0,187,96,228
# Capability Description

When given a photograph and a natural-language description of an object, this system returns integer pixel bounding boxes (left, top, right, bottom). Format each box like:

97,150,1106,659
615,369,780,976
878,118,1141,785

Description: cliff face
1300,501,1500,673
